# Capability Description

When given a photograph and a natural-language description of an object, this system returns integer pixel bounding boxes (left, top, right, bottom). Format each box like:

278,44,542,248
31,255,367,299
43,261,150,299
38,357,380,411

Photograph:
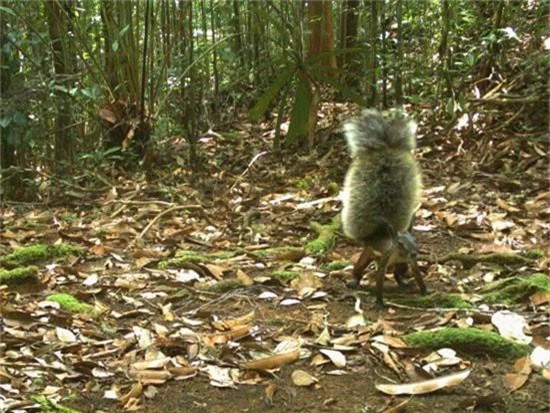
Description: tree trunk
308,0,337,71
438,0,453,100
366,0,378,106
395,0,403,104
339,0,359,87
45,0,74,173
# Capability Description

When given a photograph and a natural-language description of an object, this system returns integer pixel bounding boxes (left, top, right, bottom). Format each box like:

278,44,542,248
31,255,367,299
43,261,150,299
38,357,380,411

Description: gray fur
341,109,421,252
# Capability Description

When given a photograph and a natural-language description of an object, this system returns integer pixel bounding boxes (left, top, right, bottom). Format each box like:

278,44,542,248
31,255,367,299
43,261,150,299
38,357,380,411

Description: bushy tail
343,109,417,157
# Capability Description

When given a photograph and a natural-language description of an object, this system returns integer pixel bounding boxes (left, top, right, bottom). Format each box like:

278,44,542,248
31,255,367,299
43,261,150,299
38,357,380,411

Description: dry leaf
265,382,277,400
128,369,172,384
291,370,318,386
496,198,520,213
132,358,171,370
203,264,226,280
492,310,532,344
201,365,237,388
381,397,412,413
120,381,143,406
376,369,471,395
168,366,198,378
236,269,254,286
530,291,550,306
503,356,531,391
319,349,346,368
241,348,300,371
56,327,77,343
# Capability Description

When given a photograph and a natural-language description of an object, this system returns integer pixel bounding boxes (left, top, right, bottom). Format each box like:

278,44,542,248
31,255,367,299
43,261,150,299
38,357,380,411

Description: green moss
265,318,286,327
525,273,550,290
441,252,534,269
47,293,96,315
297,178,313,190
158,249,242,268
305,238,328,254
403,327,531,359
306,216,341,255
391,292,472,309
523,249,545,259
250,247,305,262
326,182,340,196
321,260,350,272
0,266,39,285
483,273,550,305
30,394,82,413
0,243,82,267
272,270,299,280
198,279,244,293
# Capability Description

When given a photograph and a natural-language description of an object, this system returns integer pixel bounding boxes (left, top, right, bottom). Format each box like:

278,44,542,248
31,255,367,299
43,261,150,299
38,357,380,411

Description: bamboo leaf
286,76,312,145
249,66,296,122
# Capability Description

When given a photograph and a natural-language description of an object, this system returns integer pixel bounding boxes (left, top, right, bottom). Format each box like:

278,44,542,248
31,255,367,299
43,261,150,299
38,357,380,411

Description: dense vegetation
1,0,546,200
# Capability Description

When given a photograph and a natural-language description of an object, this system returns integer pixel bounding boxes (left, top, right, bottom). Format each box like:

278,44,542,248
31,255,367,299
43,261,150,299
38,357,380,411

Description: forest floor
1,105,549,413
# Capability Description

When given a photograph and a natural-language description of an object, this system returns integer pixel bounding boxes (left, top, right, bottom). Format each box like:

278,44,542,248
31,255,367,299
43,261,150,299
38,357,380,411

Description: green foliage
306,217,340,255
321,261,350,272
249,67,295,122
0,266,39,285
0,244,82,267
272,270,299,281
47,293,97,315
1,0,545,190
482,273,550,305
391,292,472,309
79,147,124,167
286,76,313,145
30,394,82,413
403,327,531,359
158,249,241,269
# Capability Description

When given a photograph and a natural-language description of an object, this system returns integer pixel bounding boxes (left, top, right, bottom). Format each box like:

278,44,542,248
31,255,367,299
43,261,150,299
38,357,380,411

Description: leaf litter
0,107,549,413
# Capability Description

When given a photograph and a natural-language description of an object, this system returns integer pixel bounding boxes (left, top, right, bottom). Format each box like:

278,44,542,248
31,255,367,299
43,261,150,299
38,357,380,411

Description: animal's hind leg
347,245,373,288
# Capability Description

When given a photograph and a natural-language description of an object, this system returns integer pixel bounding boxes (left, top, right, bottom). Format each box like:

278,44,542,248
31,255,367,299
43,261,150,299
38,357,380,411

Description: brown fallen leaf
265,381,277,403
382,396,412,413
212,310,255,329
168,366,198,378
203,264,227,280
241,348,300,371
128,369,172,384
530,291,550,306
131,358,171,370
203,324,252,346
375,369,471,395
236,269,254,286
503,356,532,391
120,381,143,406
496,198,521,213
291,369,318,386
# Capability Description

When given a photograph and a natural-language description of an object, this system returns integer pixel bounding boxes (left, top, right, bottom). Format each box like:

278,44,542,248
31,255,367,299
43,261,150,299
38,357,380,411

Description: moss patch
440,252,535,269
0,243,82,268
306,216,341,255
197,279,244,293
47,293,97,315
0,266,39,285
403,327,531,359
482,273,550,305
272,270,299,281
321,260,350,272
30,394,81,413
158,249,242,269
391,292,472,309
250,247,305,262
522,249,545,259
